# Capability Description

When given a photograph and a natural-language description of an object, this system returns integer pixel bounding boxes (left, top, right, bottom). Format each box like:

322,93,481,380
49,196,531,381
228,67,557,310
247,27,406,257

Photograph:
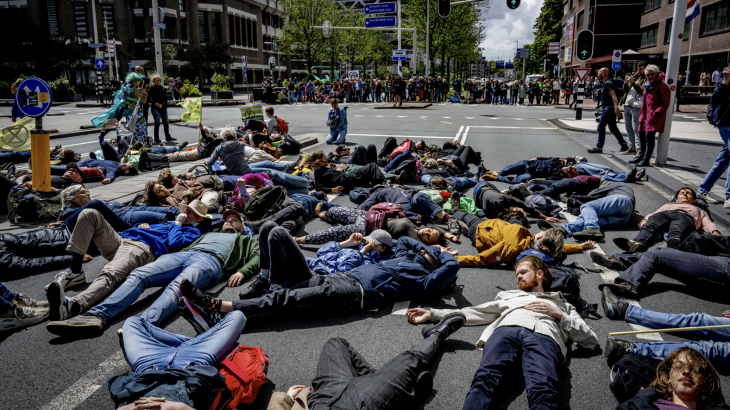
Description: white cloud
479,0,543,61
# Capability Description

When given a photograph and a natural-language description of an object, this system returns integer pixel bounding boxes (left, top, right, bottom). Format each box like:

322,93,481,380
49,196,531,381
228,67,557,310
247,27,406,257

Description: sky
479,0,543,62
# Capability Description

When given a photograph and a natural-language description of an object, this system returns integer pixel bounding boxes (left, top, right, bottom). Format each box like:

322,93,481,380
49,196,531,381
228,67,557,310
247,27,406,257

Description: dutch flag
686,0,700,23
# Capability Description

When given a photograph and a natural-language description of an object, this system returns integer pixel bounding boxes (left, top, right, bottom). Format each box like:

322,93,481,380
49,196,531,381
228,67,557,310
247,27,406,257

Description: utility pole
425,0,430,77
151,0,164,75
397,0,402,76
575,3,590,121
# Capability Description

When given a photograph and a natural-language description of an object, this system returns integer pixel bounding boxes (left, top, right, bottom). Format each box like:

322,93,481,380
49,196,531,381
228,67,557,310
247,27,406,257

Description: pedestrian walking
697,67,730,207
588,68,629,154
621,62,646,157
633,64,670,167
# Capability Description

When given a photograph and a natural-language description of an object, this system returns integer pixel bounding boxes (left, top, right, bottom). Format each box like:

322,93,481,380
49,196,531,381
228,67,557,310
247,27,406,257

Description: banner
239,102,264,123
179,97,203,122
0,116,34,151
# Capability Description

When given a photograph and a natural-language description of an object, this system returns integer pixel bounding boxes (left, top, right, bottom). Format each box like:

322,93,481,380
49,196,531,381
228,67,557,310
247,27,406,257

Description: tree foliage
143,44,177,70
528,0,563,76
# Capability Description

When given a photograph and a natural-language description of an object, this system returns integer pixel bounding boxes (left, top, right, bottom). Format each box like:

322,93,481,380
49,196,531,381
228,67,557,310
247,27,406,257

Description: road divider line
461,126,470,145
346,133,453,139
453,126,464,142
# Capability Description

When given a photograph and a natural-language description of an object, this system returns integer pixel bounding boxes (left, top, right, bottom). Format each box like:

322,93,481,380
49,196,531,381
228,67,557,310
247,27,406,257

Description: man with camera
325,97,348,144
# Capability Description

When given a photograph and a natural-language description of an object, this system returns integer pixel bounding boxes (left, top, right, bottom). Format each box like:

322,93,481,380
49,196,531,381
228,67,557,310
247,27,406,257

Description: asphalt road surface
1,101,727,410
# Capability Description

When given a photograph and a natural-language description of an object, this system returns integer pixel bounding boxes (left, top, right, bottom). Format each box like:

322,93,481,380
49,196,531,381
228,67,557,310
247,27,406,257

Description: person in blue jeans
421,174,478,191
50,211,259,338
484,158,577,184
541,192,634,240
588,68,629,154
357,186,454,223
576,162,641,183
697,68,730,207
325,98,348,144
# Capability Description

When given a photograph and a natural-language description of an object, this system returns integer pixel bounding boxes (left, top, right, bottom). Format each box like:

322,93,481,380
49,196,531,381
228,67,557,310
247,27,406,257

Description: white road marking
392,300,411,315
397,116,407,118
465,117,475,119
355,115,364,117
420,116,428,119
441,121,452,124
453,126,464,142
443,117,451,118
376,115,384,117
461,127,469,145
347,133,453,139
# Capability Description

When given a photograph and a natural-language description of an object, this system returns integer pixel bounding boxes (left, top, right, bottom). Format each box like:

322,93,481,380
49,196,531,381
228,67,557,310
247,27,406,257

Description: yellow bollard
30,130,51,192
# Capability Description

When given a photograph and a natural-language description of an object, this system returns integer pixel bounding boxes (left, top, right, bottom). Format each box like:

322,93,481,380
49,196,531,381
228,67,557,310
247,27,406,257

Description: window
198,11,207,42
645,0,661,12
252,18,257,48
101,4,114,33
562,23,566,41
663,18,691,43
570,0,575,9
246,19,253,48
577,10,584,28
705,0,730,34
211,12,221,41
243,18,248,47
262,11,270,26
641,23,659,47
179,0,185,12
47,0,59,36
73,2,88,38
229,14,235,43
133,16,145,38
235,17,241,45
564,2,568,14
180,17,187,40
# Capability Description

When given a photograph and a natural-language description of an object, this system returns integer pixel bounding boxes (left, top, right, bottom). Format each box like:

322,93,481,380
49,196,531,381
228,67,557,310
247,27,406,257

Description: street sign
392,49,407,61
16,77,53,118
153,21,166,30
348,70,359,80
242,56,247,67
95,70,106,78
128,63,133,71
88,43,104,48
438,0,451,18
95,59,106,69
573,67,592,82
104,53,115,57
612,62,622,71
364,2,396,14
323,20,331,37
365,16,396,28
496,60,504,68
516,48,530,58
612,49,622,63
547,42,560,55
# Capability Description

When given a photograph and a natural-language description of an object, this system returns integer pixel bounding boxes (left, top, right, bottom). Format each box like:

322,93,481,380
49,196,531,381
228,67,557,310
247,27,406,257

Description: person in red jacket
634,64,671,167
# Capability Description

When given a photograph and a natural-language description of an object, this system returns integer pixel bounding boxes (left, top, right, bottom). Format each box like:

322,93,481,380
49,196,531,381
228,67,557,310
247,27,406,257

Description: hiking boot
601,287,629,320
450,192,461,213
587,147,602,154
44,269,86,291
13,293,48,308
178,141,189,149
598,281,639,300
621,148,637,155
179,296,221,335
590,252,622,270
239,275,270,300
447,220,461,235
573,227,603,240
698,193,720,204
414,371,434,403
46,314,103,337
422,312,466,339
635,168,646,181
46,281,69,322
537,220,568,237
666,237,682,249
394,170,408,185
604,338,636,366
0,304,49,332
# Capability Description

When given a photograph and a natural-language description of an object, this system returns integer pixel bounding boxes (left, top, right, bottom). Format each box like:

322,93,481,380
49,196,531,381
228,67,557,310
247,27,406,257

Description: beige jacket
266,388,313,410
429,290,598,360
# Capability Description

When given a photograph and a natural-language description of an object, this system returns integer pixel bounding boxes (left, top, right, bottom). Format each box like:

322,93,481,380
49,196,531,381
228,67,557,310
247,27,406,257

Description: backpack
392,158,416,179
211,344,269,410
79,166,105,182
364,202,406,235
679,231,730,257
7,186,63,222
609,354,662,405
258,141,282,159
274,116,289,134
244,186,286,221
349,187,370,204
140,152,170,171
389,139,412,161
548,265,597,316
277,134,302,156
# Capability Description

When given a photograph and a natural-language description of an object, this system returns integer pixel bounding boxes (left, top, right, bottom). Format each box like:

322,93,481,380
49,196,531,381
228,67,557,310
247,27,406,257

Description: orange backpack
275,116,289,134
212,344,269,410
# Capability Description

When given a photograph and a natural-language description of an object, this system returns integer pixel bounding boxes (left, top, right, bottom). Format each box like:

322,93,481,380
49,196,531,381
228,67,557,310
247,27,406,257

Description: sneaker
587,147,602,154
44,269,86,291
239,275,270,300
450,192,461,214
422,312,467,339
414,371,434,403
698,193,720,204
724,199,730,209
46,314,103,337
590,252,622,270
394,170,408,185
180,279,220,313
598,281,639,300
604,338,636,366
13,293,49,308
601,287,629,320
620,148,637,155
447,220,461,235
0,304,49,332
46,281,69,322
536,220,568,237
634,168,646,181
573,227,604,240
666,237,682,249
179,296,219,335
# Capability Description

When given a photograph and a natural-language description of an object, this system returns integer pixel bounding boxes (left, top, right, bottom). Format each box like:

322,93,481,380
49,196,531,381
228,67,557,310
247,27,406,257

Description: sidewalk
553,116,722,145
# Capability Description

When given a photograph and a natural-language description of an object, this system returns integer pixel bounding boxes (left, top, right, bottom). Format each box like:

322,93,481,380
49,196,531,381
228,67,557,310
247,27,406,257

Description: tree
205,40,236,72
178,44,209,72
530,0,563,75
143,44,177,70
279,0,342,77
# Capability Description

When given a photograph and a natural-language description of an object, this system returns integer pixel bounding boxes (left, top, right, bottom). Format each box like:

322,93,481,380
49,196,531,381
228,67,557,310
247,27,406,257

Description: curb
549,118,724,147
373,103,432,109
49,117,182,140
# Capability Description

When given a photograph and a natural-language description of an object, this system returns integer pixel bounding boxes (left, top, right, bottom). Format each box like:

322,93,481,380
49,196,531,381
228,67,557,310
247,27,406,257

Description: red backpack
212,344,268,410
389,139,412,161
364,202,406,235
275,117,289,134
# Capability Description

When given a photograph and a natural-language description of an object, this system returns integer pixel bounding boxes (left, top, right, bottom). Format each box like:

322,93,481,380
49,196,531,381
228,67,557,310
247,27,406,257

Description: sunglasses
646,73,656,76
68,168,80,173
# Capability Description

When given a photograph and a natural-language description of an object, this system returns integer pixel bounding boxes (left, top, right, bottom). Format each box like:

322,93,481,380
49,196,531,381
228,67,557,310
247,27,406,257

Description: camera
331,115,341,126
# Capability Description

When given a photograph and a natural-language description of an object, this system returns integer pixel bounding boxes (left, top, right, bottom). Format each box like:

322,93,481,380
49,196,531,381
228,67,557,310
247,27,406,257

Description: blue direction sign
16,77,53,118
153,21,166,29
95,59,106,69
365,2,396,14
365,16,396,28
612,62,622,71
88,43,104,48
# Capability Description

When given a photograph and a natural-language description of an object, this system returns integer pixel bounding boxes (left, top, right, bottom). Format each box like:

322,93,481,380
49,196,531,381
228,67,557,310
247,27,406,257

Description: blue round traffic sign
612,62,622,71
16,77,53,118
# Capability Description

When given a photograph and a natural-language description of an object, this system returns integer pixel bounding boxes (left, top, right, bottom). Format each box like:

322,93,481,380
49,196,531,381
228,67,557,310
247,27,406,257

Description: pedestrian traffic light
576,30,594,61
507,0,520,9
438,0,451,18
269,60,276,70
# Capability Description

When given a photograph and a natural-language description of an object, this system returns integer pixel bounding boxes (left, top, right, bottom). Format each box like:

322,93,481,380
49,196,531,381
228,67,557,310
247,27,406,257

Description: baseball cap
364,229,392,248
222,209,244,225
179,199,213,219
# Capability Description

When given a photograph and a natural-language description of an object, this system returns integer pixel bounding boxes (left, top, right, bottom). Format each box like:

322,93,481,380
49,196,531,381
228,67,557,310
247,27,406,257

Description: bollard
30,129,51,192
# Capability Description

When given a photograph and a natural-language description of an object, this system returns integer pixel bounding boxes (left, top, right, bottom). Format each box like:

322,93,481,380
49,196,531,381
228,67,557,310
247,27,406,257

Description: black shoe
604,338,636,366
178,141,189,149
613,237,631,252
166,137,178,142
88,152,97,160
587,147,602,154
421,312,466,339
628,241,647,253
666,237,682,249
414,371,433,403
590,252,622,270
537,220,568,237
450,192,461,214
628,156,643,164
598,281,639,300
601,287,629,320
635,168,646,180
180,278,210,306
619,145,630,152
239,275,270,299
626,167,638,183
636,160,651,167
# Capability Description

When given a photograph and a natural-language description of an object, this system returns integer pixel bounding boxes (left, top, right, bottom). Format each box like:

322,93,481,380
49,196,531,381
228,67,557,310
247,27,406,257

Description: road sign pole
151,0,164,76
425,0,429,77
397,0,402,76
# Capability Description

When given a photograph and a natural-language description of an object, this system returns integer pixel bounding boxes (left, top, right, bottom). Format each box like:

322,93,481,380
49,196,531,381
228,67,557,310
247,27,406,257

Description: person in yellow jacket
452,210,594,267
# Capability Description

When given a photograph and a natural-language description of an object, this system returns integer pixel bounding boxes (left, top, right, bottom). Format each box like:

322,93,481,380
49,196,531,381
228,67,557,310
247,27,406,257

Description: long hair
649,347,726,409
142,181,162,206
300,151,326,169
498,208,528,227
533,228,564,261
429,176,449,190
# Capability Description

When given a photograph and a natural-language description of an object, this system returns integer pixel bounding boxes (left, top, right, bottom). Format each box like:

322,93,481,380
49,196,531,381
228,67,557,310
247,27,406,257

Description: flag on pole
0,116,34,151
686,0,700,23
179,97,203,122
239,102,264,123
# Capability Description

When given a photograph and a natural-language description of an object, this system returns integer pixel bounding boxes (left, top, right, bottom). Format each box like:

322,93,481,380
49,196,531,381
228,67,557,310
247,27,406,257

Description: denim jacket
326,107,348,131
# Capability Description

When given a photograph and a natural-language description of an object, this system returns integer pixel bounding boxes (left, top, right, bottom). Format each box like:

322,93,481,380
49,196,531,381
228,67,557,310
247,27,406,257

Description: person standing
713,67,723,86
676,75,684,112
588,68,630,154
621,63,646,157
452,77,462,99
697,67,730,207
147,74,176,143
287,79,295,104
569,77,580,109
633,64,670,167
700,70,709,87
394,74,404,107
518,81,526,105
563,77,572,105
552,77,561,105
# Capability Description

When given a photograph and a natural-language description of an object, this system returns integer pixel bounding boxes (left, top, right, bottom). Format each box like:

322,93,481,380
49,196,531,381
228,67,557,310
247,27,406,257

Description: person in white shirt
264,107,279,137
552,79,561,105
406,256,598,410
713,67,723,85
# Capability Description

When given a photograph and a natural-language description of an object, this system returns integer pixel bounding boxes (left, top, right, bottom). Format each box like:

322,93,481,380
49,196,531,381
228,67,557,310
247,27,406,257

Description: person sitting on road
613,187,720,253
44,200,205,331
45,210,259,338
610,347,727,409
89,120,130,162
406,256,599,410
482,157,578,183
179,236,459,332
50,158,138,185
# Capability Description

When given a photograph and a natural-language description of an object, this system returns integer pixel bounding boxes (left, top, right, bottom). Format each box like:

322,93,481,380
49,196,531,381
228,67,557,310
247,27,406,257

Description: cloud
479,0,543,61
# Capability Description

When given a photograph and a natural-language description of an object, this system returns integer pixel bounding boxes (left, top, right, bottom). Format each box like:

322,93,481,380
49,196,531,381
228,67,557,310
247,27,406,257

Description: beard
518,278,539,292
221,226,236,233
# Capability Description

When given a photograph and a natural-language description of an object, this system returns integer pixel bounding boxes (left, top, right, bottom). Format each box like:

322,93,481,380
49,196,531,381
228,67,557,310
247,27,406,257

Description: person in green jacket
47,210,260,338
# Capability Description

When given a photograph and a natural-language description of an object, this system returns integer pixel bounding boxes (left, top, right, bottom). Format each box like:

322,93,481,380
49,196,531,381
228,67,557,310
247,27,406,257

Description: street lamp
264,41,281,81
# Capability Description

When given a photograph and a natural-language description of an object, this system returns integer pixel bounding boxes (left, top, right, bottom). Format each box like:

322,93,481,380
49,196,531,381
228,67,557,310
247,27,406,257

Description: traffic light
507,0,520,10
269,60,276,70
438,0,451,18
576,30,594,61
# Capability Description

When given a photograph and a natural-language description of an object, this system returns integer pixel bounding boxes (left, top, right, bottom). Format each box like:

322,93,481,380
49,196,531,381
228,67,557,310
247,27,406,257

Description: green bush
0,82,10,93
48,77,71,95
179,79,202,97
210,73,230,91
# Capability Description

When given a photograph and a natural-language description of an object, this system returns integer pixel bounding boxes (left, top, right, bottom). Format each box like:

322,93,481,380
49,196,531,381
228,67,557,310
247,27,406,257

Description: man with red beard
406,256,599,410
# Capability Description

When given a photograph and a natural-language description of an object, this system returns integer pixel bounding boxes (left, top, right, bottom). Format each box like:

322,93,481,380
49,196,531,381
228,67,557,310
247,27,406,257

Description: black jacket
147,84,168,109
616,388,729,410
0,226,72,273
